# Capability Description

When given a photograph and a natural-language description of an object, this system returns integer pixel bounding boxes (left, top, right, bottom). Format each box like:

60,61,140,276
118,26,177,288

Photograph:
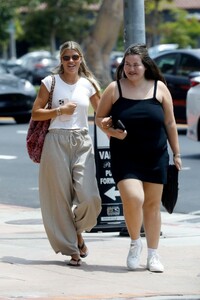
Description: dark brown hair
116,43,166,84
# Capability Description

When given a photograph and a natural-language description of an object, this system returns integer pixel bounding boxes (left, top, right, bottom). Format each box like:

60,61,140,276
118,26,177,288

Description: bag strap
47,75,55,109
153,80,157,99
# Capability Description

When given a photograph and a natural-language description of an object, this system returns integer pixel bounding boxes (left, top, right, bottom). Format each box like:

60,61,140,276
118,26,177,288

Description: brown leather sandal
68,258,82,266
78,241,89,258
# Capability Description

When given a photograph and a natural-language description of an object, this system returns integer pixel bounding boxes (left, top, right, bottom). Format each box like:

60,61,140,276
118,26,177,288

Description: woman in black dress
95,44,182,272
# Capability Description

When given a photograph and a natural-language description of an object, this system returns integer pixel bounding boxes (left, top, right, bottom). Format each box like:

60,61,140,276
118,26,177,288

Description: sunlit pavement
0,204,199,299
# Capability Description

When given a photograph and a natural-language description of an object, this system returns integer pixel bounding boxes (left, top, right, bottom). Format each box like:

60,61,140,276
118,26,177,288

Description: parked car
148,43,179,58
5,51,58,85
153,49,200,124
0,64,36,124
6,50,51,71
110,51,123,79
186,76,200,142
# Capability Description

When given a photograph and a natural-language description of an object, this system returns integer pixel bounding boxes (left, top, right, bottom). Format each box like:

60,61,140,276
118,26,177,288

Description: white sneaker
126,240,143,270
147,253,164,272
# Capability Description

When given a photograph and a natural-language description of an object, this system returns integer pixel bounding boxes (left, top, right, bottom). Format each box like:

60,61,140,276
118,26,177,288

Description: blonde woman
32,41,102,266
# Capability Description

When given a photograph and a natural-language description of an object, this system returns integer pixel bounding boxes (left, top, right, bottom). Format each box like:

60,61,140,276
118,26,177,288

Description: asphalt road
0,119,199,215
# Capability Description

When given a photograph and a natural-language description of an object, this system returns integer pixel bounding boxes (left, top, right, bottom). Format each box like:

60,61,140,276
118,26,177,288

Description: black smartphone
116,120,126,131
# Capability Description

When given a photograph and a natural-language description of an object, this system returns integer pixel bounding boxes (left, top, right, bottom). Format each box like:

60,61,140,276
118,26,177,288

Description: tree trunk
83,0,123,87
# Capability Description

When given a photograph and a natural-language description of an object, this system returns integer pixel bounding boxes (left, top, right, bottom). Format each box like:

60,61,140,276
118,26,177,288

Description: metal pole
9,20,16,59
123,0,146,50
120,0,146,237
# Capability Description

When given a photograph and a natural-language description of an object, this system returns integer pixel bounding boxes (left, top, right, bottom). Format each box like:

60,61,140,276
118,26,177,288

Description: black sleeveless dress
110,80,169,185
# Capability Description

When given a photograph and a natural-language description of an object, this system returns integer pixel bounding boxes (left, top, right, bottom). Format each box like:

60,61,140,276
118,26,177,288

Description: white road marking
29,187,39,191
0,130,26,160
0,155,17,160
181,167,190,170
17,130,27,134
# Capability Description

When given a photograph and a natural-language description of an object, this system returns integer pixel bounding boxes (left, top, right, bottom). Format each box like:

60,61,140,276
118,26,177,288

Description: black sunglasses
62,55,80,61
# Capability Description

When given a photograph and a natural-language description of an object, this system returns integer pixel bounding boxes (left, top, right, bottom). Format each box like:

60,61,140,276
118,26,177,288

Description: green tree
0,0,38,57
0,1,16,57
145,0,173,46
159,9,200,48
145,0,200,48
0,0,101,57
17,0,100,54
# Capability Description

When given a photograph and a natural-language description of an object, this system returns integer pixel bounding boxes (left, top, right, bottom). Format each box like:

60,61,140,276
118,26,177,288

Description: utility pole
123,0,146,50
120,0,146,237
8,20,16,59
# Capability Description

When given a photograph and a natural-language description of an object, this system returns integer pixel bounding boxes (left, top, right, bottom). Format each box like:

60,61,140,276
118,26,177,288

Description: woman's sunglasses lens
63,55,80,61
72,55,80,61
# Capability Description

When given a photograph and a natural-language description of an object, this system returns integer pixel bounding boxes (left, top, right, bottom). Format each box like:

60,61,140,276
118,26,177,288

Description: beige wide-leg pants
39,128,102,256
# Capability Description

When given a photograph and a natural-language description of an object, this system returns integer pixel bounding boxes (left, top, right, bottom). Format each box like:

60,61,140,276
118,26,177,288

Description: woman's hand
100,116,127,140
173,155,182,171
101,116,113,129
104,126,127,140
113,128,127,140
61,102,77,115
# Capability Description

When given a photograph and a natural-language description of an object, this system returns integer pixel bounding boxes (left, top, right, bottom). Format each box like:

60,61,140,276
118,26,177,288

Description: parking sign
92,124,126,232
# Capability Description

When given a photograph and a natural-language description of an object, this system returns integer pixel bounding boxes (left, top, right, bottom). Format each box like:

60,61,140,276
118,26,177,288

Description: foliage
1,0,200,59
20,0,99,49
0,1,16,51
0,0,101,57
145,0,174,13
159,9,200,48
144,0,200,48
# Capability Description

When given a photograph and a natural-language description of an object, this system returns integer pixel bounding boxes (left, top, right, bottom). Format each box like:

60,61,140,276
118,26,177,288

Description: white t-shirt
42,74,97,130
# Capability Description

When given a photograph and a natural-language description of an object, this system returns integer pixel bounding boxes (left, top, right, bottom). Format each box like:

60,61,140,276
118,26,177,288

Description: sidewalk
0,203,200,300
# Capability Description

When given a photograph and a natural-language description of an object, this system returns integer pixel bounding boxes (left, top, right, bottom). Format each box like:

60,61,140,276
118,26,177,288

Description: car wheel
14,114,31,124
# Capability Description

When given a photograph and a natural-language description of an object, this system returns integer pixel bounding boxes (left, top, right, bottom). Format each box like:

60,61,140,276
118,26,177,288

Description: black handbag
161,164,179,214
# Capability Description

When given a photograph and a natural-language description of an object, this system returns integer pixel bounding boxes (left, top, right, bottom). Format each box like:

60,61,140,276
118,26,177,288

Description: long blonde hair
54,41,100,97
